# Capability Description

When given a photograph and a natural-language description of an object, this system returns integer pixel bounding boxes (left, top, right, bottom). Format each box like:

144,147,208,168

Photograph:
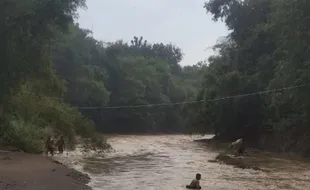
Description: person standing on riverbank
56,136,65,154
45,136,54,156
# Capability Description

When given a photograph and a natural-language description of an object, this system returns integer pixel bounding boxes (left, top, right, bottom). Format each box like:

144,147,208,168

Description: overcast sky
77,0,228,66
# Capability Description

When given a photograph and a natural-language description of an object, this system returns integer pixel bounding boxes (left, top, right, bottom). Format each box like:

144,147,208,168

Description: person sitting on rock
186,173,202,189
229,138,245,155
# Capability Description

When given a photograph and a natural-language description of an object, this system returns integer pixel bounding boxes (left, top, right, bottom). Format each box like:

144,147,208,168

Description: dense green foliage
0,0,111,153
52,27,202,133
4,0,309,156
0,0,203,153
195,0,310,155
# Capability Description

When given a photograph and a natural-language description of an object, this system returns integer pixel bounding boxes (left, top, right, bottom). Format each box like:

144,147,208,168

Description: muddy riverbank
0,151,91,190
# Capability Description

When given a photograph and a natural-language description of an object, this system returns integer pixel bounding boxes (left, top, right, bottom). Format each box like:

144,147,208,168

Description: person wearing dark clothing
45,136,54,156
56,136,65,154
186,173,202,189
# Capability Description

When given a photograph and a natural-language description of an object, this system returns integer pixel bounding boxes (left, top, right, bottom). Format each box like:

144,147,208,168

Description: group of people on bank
45,135,65,156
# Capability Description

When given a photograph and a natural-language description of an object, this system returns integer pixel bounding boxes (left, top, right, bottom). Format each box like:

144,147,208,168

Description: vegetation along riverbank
1,0,310,188
191,0,310,157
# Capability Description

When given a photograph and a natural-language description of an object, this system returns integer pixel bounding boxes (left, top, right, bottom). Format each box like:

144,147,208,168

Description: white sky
77,0,228,66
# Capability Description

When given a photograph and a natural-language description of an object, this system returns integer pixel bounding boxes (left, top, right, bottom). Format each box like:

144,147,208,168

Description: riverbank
195,136,310,171
0,150,91,190
194,136,306,159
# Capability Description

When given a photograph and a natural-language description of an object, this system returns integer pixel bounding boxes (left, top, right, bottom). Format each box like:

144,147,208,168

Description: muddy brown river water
56,135,310,190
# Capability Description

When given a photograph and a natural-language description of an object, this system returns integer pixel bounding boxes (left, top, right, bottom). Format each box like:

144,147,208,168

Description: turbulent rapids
55,135,310,190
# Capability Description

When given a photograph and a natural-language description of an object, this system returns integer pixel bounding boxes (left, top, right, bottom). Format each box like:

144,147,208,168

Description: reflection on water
56,135,310,190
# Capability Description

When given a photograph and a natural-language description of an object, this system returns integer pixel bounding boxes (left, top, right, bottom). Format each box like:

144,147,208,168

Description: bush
2,118,45,153
0,79,111,154
82,133,112,153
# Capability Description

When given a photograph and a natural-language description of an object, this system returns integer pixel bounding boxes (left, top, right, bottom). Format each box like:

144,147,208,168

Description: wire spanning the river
76,83,310,110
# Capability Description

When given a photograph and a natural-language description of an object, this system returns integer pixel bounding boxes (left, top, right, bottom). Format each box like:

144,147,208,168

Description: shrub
0,80,111,154
2,118,45,153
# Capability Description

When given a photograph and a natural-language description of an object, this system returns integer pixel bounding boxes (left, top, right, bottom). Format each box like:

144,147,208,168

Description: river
56,135,310,190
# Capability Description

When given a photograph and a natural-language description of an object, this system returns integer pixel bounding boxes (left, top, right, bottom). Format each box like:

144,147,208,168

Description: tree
52,31,201,133
0,0,111,154
194,0,310,155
